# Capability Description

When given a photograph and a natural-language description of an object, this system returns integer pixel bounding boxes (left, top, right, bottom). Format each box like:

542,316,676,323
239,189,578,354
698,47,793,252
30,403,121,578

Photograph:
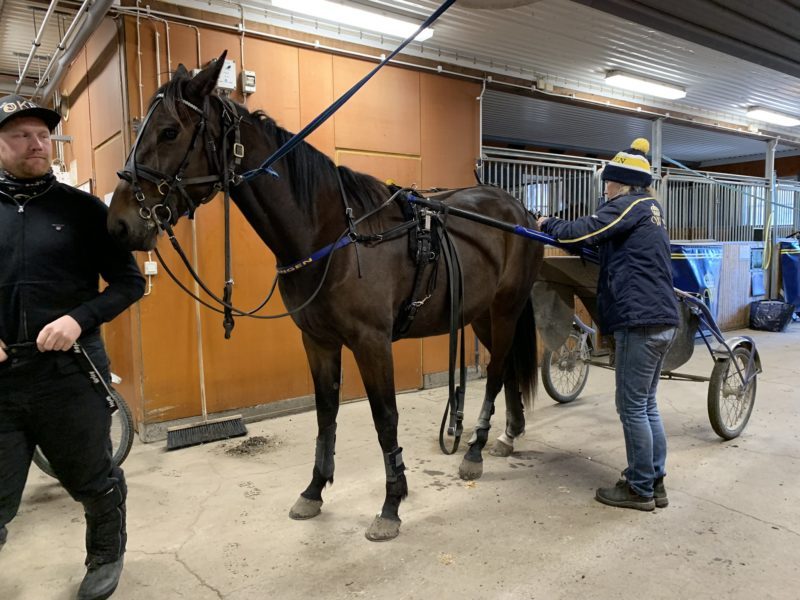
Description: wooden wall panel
420,73,481,188
242,38,300,129
193,201,313,414
336,151,421,187
299,49,335,157
332,57,420,155
93,133,125,201
60,48,92,187
86,19,123,148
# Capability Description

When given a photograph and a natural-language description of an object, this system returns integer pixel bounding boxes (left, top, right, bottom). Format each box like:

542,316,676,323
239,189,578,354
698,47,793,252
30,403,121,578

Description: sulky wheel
541,330,590,403
707,346,757,440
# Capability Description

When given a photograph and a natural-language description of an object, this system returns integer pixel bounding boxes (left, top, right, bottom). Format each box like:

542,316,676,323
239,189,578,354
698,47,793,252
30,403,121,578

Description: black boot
78,484,126,599
77,556,124,600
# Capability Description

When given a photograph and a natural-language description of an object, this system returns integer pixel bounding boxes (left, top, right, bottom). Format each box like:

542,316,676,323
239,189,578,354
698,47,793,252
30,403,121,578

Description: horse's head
108,53,234,250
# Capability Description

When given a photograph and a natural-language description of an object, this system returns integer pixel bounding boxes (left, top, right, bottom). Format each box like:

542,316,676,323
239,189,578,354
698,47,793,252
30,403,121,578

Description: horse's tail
511,296,537,412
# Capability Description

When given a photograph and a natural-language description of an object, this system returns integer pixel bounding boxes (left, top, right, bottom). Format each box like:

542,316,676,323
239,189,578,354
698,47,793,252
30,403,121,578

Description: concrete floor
2,323,799,600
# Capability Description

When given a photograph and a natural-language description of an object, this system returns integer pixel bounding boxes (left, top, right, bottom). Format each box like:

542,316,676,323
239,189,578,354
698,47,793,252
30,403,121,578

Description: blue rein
277,191,601,276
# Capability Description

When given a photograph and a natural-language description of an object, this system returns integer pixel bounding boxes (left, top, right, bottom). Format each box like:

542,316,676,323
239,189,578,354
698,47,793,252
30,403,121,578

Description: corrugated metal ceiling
0,0,79,95
482,89,798,166
2,0,798,164
219,0,800,134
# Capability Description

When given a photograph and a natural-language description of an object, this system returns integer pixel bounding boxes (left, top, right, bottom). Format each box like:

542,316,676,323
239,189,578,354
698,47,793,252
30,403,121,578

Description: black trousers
0,344,126,563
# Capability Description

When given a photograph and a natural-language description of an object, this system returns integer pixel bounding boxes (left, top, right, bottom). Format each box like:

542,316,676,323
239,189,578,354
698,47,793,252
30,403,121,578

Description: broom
166,219,247,450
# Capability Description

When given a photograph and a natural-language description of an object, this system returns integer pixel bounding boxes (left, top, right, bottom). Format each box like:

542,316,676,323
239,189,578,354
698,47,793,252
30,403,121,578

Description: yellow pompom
385,178,396,186
630,138,650,153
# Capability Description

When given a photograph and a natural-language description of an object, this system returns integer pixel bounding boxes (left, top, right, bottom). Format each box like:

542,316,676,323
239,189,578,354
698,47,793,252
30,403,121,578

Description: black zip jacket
0,181,145,345
540,191,679,333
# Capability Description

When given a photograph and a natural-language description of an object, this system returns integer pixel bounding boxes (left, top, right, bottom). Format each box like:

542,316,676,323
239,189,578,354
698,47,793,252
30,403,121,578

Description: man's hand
537,216,550,229
36,316,82,352
0,340,6,363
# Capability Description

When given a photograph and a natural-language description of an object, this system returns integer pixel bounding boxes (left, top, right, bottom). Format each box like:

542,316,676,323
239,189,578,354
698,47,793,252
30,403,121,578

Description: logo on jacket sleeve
650,205,665,228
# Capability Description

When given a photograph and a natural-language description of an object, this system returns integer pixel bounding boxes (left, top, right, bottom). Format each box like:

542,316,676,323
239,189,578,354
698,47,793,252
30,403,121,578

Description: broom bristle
166,416,246,451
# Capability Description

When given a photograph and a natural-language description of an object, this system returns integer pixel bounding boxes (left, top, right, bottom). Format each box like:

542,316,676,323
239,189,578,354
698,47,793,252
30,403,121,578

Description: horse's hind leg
459,314,511,480
488,365,525,457
289,334,342,520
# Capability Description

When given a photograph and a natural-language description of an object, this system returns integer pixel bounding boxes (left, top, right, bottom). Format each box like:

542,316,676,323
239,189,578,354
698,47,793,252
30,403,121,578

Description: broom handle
191,219,209,421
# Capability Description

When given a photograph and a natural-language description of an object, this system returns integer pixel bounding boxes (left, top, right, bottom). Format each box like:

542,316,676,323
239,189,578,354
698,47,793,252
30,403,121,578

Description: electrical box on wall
241,70,256,94
190,60,237,91
216,59,237,91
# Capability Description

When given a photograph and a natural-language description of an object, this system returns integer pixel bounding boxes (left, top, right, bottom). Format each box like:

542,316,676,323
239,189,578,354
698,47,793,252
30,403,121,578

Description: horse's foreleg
354,341,408,541
289,335,342,521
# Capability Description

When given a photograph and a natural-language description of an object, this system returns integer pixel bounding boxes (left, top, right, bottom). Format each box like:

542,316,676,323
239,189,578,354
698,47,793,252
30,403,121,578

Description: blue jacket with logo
540,191,679,333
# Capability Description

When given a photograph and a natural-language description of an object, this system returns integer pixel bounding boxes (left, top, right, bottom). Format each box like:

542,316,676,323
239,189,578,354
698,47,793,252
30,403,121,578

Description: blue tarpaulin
671,244,723,331
780,239,800,310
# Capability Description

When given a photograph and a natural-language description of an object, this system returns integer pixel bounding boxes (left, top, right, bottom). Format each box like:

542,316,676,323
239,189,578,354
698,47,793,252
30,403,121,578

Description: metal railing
481,147,800,242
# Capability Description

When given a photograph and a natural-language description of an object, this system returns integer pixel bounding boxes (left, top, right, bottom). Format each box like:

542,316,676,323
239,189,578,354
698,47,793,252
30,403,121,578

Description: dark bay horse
108,57,543,541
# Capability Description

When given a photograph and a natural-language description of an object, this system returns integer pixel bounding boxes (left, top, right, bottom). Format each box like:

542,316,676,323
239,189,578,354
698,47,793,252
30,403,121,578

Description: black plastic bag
749,300,795,332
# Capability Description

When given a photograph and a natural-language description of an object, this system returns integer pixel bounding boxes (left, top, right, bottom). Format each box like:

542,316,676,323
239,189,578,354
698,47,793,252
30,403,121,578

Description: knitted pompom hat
601,138,652,187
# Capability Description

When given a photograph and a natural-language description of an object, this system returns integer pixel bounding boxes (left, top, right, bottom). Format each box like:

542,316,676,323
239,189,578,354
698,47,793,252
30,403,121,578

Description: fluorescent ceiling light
605,70,686,100
271,0,434,41
746,107,800,127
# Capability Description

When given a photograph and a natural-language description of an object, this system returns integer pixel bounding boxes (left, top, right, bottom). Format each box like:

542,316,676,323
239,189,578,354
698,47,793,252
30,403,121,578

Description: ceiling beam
570,0,800,79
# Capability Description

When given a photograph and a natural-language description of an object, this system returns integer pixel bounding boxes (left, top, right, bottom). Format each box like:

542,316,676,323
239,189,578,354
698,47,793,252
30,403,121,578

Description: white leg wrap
497,431,514,448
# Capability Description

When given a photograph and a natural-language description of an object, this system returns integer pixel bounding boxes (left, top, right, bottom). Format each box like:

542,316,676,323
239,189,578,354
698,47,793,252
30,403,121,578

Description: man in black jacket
538,138,679,511
0,95,145,599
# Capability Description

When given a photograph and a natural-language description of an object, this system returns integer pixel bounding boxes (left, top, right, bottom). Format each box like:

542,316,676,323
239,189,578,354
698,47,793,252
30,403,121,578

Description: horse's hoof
289,496,323,520
459,458,483,480
365,515,401,541
489,438,514,457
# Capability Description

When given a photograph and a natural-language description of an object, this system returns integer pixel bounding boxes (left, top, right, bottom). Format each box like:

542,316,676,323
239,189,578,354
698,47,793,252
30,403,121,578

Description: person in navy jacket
538,138,679,511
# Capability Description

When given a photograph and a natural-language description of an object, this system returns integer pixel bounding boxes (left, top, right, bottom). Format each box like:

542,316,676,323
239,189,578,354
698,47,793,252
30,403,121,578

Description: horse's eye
161,128,179,141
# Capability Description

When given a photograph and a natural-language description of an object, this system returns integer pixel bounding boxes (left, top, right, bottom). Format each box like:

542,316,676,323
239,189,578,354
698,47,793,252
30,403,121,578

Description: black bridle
117,92,243,228
115,89,372,338
117,91,255,338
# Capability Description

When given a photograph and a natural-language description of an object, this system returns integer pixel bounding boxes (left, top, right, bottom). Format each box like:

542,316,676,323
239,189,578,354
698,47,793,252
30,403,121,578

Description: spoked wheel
541,330,591,403
33,389,135,479
707,346,757,440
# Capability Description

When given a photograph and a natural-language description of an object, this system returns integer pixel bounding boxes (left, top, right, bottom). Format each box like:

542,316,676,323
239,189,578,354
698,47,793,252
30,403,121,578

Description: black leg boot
78,484,126,600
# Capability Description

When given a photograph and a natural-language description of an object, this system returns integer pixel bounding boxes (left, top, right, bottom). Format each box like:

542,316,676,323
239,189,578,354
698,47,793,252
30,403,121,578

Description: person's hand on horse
0,340,7,363
537,216,550,229
36,316,82,352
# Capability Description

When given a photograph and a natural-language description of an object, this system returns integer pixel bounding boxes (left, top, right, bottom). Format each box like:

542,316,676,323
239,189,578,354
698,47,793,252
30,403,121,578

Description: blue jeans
613,325,676,497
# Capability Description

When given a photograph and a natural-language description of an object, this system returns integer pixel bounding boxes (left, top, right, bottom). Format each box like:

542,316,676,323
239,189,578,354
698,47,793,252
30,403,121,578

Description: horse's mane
155,76,389,216
249,110,389,215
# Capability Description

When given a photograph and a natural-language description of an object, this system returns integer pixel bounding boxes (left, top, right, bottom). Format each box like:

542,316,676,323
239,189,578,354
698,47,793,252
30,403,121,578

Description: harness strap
392,206,441,340
437,212,467,455
336,169,363,278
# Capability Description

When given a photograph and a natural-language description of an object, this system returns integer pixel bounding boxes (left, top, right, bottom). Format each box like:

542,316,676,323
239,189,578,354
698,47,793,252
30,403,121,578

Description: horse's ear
185,51,228,99
173,64,190,80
